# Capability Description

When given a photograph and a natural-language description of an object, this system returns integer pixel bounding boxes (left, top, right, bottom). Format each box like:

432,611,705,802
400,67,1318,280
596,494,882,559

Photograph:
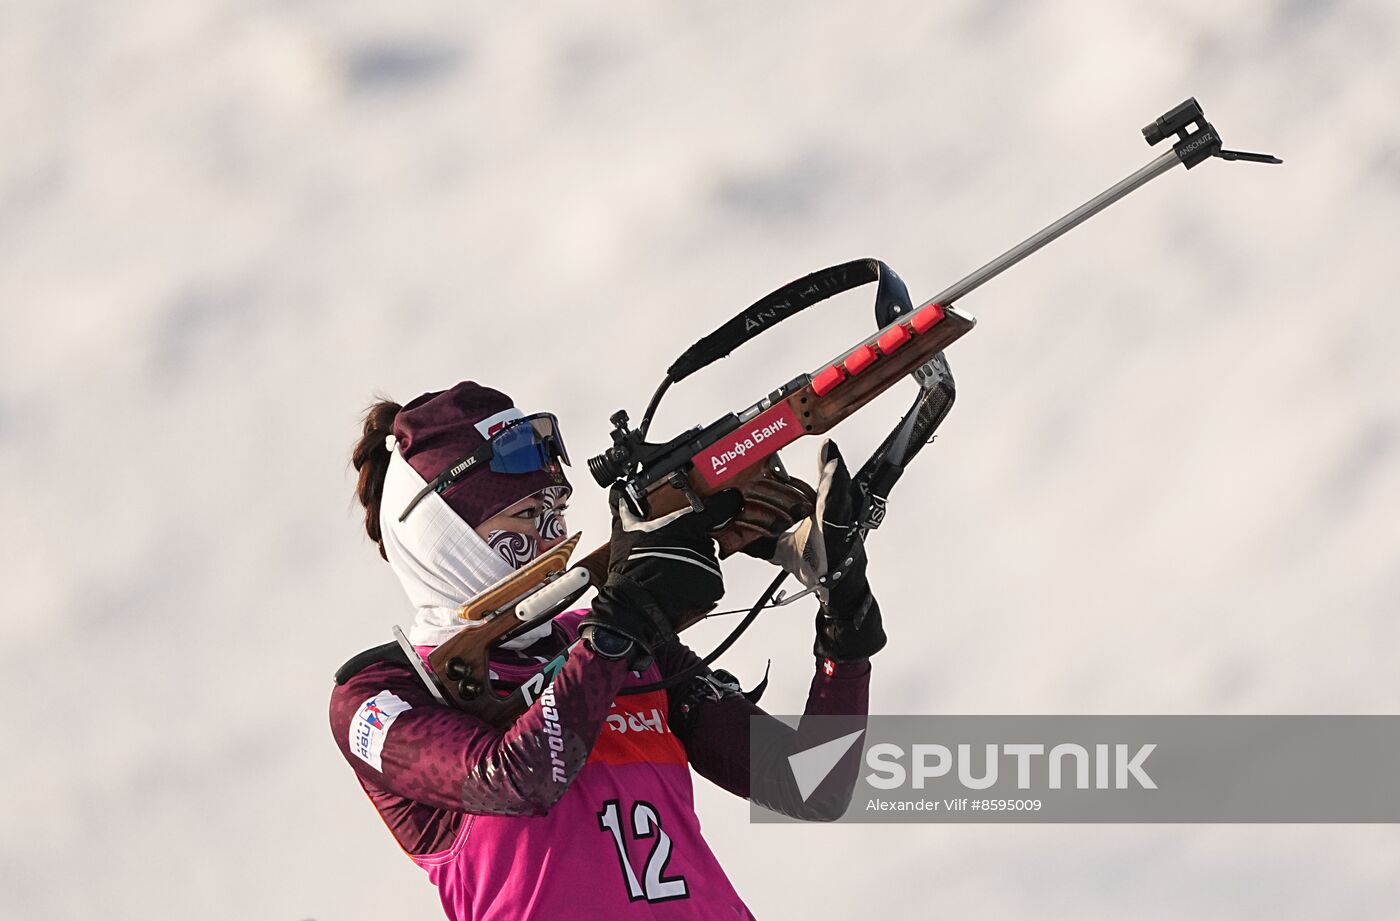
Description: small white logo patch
474,407,524,439
350,691,413,772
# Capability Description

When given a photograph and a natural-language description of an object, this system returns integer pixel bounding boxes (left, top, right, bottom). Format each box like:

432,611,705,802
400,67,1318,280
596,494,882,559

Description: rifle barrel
928,148,1181,309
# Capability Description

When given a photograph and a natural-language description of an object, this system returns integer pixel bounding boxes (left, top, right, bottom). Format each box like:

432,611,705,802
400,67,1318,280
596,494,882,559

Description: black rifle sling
665,259,913,383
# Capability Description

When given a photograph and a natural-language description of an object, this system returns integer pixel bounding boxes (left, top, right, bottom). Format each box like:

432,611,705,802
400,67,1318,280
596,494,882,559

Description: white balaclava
381,441,558,649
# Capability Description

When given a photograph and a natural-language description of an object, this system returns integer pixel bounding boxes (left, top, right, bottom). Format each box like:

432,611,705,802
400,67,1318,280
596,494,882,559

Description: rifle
586,98,1278,553
407,98,1279,724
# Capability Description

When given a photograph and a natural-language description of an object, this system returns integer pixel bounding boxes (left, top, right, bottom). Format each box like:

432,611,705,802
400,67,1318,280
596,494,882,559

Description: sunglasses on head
399,413,570,522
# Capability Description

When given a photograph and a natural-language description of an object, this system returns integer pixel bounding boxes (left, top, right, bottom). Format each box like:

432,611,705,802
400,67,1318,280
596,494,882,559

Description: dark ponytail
352,398,403,560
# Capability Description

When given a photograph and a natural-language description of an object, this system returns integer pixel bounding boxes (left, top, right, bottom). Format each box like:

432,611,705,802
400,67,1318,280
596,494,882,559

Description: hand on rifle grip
715,467,817,559
579,488,741,669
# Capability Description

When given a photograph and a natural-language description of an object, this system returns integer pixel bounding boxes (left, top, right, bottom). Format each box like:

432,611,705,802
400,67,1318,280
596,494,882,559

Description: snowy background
4,1,1399,918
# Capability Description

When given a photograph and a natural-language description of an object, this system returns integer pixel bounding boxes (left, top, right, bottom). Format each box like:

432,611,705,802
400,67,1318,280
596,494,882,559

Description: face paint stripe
486,529,537,568
482,486,574,568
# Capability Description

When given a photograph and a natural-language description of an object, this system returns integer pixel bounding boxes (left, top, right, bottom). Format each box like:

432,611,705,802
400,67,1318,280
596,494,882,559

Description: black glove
768,440,886,662
734,475,816,561
579,489,743,669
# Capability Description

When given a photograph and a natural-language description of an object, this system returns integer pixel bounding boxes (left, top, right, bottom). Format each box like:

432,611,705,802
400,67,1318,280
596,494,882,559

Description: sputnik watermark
749,716,1400,823
864,742,1157,790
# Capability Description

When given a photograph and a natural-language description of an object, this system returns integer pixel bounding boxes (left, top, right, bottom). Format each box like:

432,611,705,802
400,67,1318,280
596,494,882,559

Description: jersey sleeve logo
350,691,412,772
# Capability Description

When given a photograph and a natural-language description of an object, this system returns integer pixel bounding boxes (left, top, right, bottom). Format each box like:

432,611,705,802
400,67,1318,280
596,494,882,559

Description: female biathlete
329,381,885,920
